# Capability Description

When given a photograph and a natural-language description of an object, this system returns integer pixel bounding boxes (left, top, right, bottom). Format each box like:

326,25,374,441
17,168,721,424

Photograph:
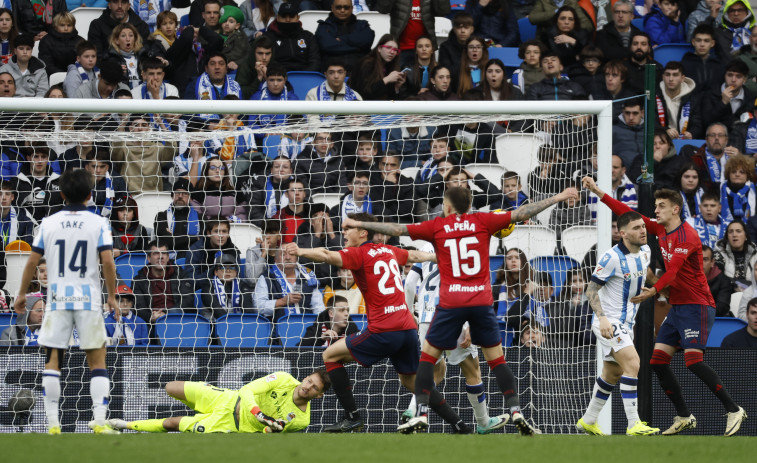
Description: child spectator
132,0,172,32
63,41,98,99
490,171,529,211
539,6,590,68
714,220,757,290
0,294,44,346
304,58,362,123
511,39,546,94
438,12,474,82
677,162,706,220
201,253,255,321
219,5,250,71
349,34,405,101
0,8,19,65
130,57,178,99
298,294,360,347
403,35,436,96
191,156,248,221
105,285,149,346
15,143,63,223
682,24,727,96
350,133,380,174
456,35,488,95
568,45,605,98
110,195,149,257
720,155,756,222
466,0,519,48
106,23,144,89
494,248,536,321
0,33,48,97
249,63,300,130
240,0,275,39
643,0,686,45
688,191,728,249
186,218,242,284
38,12,84,76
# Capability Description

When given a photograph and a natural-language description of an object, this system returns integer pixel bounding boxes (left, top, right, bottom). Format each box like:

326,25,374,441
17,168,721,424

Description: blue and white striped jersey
414,242,439,324
591,241,651,329
31,205,113,311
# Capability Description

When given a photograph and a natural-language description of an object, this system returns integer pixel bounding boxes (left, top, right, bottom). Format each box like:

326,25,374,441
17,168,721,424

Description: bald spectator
88,0,150,57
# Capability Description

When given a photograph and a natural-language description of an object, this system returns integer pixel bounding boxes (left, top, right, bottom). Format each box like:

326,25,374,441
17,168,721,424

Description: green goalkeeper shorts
178,382,239,433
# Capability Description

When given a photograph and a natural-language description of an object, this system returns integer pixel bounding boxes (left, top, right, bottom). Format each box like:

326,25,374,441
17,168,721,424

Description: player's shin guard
488,356,520,414
42,369,61,428
428,388,468,433
583,377,615,425
620,376,640,428
650,349,691,417
129,419,167,433
465,382,490,428
414,352,438,415
685,351,738,413
90,369,110,422
324,362,359,420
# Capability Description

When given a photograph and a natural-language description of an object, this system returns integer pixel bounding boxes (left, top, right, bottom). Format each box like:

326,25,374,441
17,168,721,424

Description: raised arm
582,176,661,234
284,242,343,267
510,187,578,223
342,218,409,237
585,280,612,339
407,250,437,264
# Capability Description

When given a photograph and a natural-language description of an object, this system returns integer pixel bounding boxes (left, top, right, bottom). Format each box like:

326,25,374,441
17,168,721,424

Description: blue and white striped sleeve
591,250,617,286
97,219,114,252
31,224,45,254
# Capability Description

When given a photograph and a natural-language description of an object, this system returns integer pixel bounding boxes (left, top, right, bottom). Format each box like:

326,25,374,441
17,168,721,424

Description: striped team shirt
412,242,439,324
31,204,113,311
590,241,651,329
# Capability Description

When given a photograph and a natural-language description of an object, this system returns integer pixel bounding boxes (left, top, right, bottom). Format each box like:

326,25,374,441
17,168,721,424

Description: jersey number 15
444,237,481,277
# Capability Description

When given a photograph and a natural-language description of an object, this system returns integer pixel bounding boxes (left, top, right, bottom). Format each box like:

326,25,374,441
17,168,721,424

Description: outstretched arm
284,242,343,267
510,187,578,223
583,176,662,234
342,218,409,237
407,250,437,264
585,281,612,339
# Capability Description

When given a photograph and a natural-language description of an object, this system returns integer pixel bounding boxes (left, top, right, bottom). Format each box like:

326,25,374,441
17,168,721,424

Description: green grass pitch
1,434,750,463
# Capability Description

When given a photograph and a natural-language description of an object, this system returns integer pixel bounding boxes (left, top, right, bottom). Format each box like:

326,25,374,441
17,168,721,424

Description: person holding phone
348,34,408,100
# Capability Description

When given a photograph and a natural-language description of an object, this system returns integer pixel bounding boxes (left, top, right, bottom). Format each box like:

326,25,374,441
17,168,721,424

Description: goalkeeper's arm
251,406,285,433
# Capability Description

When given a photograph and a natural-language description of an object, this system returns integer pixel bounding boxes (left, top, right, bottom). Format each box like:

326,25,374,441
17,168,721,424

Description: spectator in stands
688,0,725,42
134,240,195,341
152,178,201,260
0,33,48,97
131,57,178,99
511,39,545,94
528,146,569,202
63,40,98,97
186,0,234,29
683,24,727,96
387,108,432,168
110,113,176,193
240,156,292,222
200,253,255,320
505,271,553,331
294,203,341,282
218,5,250,71
105,22,146,89
719,154,756,222
489,171,527,211
644,0,686,46
714,219,757,290
628,128,687,191
528,0,593,36
236,35,274,99
549,267,592,347
427,166,497,216
0,8,18,65
294,132,348,194
623,31,663,93
190,157,247,221
249,64,300,132
105,284,149,346
415,155,455,207
331,170,373,226
13,0,67,39
89,0,150,57
438,12,473,85
14,143,62,223
350,34,406,101
702,244,735,316
38,12,83,76
737,266,757,319
416,65,459,101
657,61,702,139
253,248,325,321
263,2,320,72
550,183,591,237
378,0,451,67
0,294,43,346
595,0,640,62
240,0,275,39
28,257,48,296
0,287,12,312
370,152,418,223
202,101,256,162
186,51,242,100
526,51,586,100
84,150,127,217
315,0,374,73
684,122,737,191
518,319,546,347
415,134,452,183
74,57,129,98
110,195,148,257
305,58,362,122
449,94,499,164
466,0,519,47
612,100,645,168
402,35,436,96
324,267,366,314
245,218,280,283
186,218,241,285
702,59,754,133
274,177,310,244
568,45,605,99
608,154,638,210
298,294,360,347
456,35,488,95
0,180,34,248
677,161,707,220
722,297,757,347
736,25,757,94
709,0,755,58
590,60,633,118
539,6,589,68
688,190,728,248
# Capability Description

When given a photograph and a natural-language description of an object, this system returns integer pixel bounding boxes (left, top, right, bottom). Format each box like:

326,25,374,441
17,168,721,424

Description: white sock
42,369,61,428
407,395,416,413
620,376,639,428
583,377,615,425
90,369,110,422
465,382,490,427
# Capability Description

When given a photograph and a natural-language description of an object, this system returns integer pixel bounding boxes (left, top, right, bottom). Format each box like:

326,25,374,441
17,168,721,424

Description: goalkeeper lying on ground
108,370,331,433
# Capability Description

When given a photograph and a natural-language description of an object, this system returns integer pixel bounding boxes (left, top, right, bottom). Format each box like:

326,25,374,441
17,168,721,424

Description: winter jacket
235,36,276,99
595,21,642,62
349,58,405,101
643,4,686,46
438,30,464,86
567,64,605,98
186,237,242,285
623,57,663,93
73,77,130,98
88,9,150,57
612,113,645,168
525,76,586,101
104,311,149,346
466,0,520,47
221,29,251,65
687,0,724,41
377,0,451,47
701,83,755,133
38,27,84,75
737,45,757,94
369,173,418,223
628,143,686,191
294,146,349,194
511,63,545,94
190,190,248,221
682,51,727,96
133,264,196,322
62,63,97,98
297,309,361,347
539,25,590,67
705,265,734,317
706,0,757,58
111,140,177,194
15,170,63,223
528,0,594,35
111,220,149,254
13,0,68,36
294,218,343,284
0,56,48,97
714,238,757,284
315,12,375,73
263,20,321,73
153,205,202,258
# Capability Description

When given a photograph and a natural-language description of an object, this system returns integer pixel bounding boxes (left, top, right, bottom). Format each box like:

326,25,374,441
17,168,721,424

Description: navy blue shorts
656,304,715,350
345,329,420,375
425,306,502,350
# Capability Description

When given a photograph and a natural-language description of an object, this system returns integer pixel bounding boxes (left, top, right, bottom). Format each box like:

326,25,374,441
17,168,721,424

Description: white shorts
38,310,107,350
592,323,635,363
418,321,477,366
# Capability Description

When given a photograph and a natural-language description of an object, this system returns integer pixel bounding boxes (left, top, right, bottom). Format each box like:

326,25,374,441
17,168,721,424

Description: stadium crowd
0,0,756,349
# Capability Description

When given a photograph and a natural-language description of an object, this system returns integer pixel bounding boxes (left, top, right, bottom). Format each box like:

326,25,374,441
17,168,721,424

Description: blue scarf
254,82,290,127
727,22,751,51
264,177,290,218
76,62,98,82
704,149,725,185
0,207,18,248
680,188,703,220
24,326,39,346
141,82,167,99
721,181,754,222
314,81,358,122
88,172,114,217
195,72,241,118
689,215,728,249
212,275,241,312
745,117,757,155
134,0,170,31
419,158,438,182
470,67,481,87
271,264,318,295
420,65,429,89
166,205,200,236
340,193,372,221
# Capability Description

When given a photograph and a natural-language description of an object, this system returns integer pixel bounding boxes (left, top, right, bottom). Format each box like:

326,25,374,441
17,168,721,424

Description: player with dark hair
343,185,578,434
583,177,746,436
284,212,470,433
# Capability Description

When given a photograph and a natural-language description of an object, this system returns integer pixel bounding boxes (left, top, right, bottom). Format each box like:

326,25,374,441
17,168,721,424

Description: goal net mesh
0,103,601,434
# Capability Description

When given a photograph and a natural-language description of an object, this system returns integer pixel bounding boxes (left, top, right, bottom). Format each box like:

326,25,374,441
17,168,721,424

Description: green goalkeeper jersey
238,372,311,433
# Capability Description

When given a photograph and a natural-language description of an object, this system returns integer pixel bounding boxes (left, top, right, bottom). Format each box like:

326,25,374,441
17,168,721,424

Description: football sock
488,356,520,413
685,352,739,413
407,395,416,414
620,376,639,428
428,388,464,429
465,382,490,427
324,362,359,420
90,369,110,422
583,376,614,425
414,353,437,413
650,349,690,417
42,369,61,428
129,419,167,433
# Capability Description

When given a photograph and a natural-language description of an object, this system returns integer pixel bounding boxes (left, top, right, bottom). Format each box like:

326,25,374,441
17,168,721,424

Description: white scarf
111,313,136,345
340,194,372,222
212,275,241,311
1,207,19,248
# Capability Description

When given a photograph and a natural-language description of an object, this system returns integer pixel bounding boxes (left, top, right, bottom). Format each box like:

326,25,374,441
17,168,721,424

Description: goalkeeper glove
251,406,285,432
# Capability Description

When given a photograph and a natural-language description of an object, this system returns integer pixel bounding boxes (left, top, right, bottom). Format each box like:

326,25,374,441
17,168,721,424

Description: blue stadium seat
490,255,504,283
0,313,16,336
518,17,536,42
175,257,186,269
278,314,319,347
216,314,272,347
115,252,148,287
530,255,579,298
707,317,747,347
350,313,367,332
179,14,190,28
653,44,694,66
487,47,522,70
286,71,325,99
156,314,212,347
450,0,465,11
672,138,704,154
631,18,644,31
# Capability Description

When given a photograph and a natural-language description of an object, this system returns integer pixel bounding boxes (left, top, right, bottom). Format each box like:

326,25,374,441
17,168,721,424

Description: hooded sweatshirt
659,76,696,132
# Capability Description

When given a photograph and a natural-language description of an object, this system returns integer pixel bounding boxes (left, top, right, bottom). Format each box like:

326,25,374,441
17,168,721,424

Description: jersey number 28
444,237,481,277
374,259,404,295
